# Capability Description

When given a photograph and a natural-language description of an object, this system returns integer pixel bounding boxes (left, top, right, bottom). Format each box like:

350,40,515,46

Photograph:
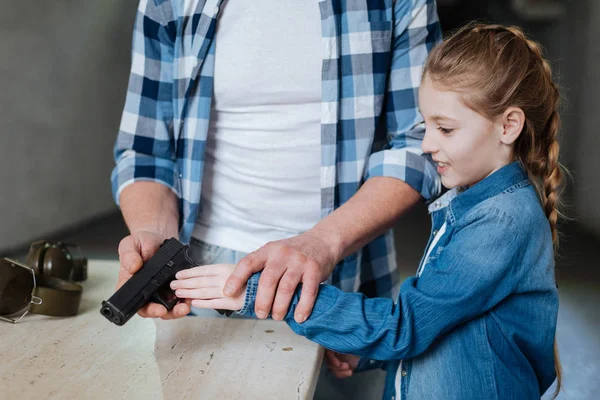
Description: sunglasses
0,258,43,323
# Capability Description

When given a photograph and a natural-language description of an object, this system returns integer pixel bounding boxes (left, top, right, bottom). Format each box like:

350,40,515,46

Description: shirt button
401,369,407,377
213,6,219,15
369,360,376,365
432,230,438,236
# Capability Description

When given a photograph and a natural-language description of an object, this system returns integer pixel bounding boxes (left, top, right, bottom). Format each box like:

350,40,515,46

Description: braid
541,112,562,246
509,25,564,399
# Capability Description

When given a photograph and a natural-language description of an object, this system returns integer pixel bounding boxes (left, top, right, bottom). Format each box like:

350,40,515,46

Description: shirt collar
428,188,460,214
439,161,530,224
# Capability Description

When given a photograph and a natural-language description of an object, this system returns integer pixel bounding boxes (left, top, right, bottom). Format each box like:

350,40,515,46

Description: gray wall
0,2,137,252
573,0,600,236
545,0,600,236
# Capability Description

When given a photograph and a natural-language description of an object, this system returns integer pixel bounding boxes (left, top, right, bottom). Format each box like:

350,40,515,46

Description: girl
171,23,562,400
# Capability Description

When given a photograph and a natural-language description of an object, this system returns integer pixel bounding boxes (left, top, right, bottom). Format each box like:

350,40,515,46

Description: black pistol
100,238,195,326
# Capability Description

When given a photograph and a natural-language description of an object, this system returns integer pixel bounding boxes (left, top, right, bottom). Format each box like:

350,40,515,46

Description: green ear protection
25,241,88,282
0,241,87,322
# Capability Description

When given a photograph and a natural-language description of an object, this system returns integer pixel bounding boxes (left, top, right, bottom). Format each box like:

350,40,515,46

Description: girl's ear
500,107,525,145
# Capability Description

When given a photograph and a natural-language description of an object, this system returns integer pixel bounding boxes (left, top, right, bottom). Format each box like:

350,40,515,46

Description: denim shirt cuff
236,273,261,317
354,357,386,373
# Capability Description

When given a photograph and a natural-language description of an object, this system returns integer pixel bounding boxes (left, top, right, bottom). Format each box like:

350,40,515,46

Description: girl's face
419,75,512,189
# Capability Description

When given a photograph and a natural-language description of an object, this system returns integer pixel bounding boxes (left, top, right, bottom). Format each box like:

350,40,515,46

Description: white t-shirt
192,0,323,253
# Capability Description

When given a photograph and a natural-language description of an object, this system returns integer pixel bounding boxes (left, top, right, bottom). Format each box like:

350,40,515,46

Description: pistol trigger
151,286,179,311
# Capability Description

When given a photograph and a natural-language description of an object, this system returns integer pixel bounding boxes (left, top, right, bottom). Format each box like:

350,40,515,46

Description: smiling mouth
436,161,450,174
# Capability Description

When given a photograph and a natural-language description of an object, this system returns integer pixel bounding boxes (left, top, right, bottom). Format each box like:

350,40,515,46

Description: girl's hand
324,350,360,378
170,264,245,311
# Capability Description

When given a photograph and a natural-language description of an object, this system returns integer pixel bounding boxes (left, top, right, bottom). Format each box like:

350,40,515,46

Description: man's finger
137,233,163,262
254,266,285,319
160,302,190,320
271,269,302,320
118,237,143,275
116,267,133,290
294,268,320,323
119,249,143,276
224,249,267,297
144,303,168,318
137,304,151,318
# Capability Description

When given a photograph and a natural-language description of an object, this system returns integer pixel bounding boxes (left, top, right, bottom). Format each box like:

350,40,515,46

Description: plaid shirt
112,0,442,298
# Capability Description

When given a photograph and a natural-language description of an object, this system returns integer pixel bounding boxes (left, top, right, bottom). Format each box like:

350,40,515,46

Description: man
114,0,440,359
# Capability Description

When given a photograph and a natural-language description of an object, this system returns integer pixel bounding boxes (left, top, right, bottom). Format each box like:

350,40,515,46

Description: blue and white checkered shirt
111,0,442,298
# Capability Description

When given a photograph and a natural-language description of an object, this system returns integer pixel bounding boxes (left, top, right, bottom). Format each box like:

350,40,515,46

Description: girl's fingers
325,351,356,378
175,287,225,299
191,298,237,311
175,264,233,279
174,266,209,279
171,276,222,290
326,362,350,373
333,369,353,379
325,350,342,368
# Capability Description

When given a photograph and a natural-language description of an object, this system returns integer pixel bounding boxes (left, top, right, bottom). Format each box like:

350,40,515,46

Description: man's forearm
119,182,180,238
309,177,421,263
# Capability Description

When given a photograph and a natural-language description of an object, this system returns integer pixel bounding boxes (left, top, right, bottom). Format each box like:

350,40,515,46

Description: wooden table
0,260,324,399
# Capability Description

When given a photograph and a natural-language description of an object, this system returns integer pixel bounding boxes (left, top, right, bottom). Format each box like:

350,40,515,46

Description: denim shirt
240,162,558,400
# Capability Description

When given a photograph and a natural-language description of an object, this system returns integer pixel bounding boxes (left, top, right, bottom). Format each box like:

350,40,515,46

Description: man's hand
324,350,360,378
117,229,191,319
223,230,339,323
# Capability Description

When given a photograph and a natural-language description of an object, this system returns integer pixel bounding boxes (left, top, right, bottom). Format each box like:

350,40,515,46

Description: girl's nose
421,128,438,154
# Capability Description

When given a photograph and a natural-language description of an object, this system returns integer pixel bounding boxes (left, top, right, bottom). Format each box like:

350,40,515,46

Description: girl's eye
438,126,454,135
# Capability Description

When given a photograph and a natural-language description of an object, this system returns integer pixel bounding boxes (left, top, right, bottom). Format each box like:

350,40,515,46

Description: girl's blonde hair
423,23,563,397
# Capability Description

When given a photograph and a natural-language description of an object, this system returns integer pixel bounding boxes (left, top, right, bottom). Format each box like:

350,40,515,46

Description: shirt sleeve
365,0,442,201
239,207,525,361
110,0,180,205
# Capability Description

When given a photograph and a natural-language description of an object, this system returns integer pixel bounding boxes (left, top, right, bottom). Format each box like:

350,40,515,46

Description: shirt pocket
426,245,444,263
418,244,444,277
419,231,453,277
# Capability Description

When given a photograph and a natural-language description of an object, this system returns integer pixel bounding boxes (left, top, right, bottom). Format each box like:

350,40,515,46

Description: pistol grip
151,284,179,311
